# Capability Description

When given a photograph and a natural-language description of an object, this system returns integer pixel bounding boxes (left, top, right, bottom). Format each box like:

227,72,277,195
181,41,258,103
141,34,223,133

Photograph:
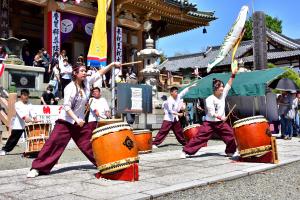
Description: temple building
0,0,216,80
159,29,300,84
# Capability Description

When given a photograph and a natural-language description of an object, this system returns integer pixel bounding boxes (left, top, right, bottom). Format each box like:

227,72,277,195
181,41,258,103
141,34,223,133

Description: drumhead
133,129,151,135
25,122,51,127
233,115,267,128
91,122,132,141
98,118,123,123
183,124,201,132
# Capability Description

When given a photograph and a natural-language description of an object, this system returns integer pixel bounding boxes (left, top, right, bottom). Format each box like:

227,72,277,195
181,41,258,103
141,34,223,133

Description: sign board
117,83,152,114
48,11,61,57
31,105,62,126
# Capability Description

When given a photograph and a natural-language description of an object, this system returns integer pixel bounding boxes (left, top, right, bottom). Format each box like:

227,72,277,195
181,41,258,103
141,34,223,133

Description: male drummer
181,68,238,158
152,83,196,148
0,89,37,156
87,87,111,129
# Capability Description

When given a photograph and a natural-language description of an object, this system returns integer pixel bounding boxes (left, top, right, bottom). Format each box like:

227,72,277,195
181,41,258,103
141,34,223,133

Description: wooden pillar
137,30,143,81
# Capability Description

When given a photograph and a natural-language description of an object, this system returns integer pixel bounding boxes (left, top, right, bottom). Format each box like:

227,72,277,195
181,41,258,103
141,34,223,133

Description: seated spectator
40,86,58,105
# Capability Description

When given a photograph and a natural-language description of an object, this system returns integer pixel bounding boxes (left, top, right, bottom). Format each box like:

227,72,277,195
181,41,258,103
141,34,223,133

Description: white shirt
163,87,189,122
59,72,102,124
205,83,231,122
11,101,36,130
60,63,72,80
88,97,110,122
53,66,60,81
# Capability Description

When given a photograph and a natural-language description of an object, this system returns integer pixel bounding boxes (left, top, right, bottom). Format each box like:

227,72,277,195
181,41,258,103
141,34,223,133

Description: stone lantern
137,36,161,97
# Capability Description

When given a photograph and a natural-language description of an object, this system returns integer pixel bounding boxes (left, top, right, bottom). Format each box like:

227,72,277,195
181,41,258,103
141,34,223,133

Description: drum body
97,118,123,127
233,116,271,158
25,123,51,153
133,130,152,153
183,124,201,142
91,122,139,174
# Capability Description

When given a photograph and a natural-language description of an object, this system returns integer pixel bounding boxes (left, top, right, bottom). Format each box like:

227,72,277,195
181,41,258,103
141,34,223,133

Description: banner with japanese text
48,11,61,57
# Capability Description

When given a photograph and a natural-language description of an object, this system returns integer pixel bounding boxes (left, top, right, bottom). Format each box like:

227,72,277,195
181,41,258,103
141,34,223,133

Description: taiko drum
97,118,123,128
183,124,201,142
25,123,51,153
133,130,152,153
91,122,139,174
233,115,272,158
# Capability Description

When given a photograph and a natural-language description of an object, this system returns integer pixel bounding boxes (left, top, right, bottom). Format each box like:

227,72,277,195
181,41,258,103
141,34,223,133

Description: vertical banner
48,11,61,57
87,0,107,68
115,26,122,63
0,0,9,38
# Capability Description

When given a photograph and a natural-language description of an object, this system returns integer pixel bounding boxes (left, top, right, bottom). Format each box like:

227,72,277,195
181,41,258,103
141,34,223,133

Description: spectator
23,49,33,66
0,46,8,64
60,58,72,97
41,49,51,83
50,52,59,73
76,55,85,66
33,50,43,67
40,86,58,105
126,72,138,84
58,50,68,70
50,61,60,98
294,92,300,137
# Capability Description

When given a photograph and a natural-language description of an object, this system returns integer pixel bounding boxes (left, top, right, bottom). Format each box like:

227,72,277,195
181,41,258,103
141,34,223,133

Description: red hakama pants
31,120,97,174
183,121,236,155
153,120,186,146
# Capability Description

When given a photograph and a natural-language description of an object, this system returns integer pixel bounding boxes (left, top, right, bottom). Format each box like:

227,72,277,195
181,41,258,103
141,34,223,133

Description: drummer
152,83,197,148
181,67,238,158
27,62,121,178
87,87,111,127
0,89,37,156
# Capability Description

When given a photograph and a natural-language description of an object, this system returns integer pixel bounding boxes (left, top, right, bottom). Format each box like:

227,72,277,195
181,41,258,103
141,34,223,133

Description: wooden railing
159,74,183,88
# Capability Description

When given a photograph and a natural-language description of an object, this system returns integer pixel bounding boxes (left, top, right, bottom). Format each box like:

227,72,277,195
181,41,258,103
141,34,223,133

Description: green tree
243,14,282,41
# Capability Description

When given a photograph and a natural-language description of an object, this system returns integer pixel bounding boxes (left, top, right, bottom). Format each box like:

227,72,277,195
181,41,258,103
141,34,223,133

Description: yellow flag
87,0,107,68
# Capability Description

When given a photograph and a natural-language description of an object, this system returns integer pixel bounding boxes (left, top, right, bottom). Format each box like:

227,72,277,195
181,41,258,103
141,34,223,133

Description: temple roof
159,29,300,71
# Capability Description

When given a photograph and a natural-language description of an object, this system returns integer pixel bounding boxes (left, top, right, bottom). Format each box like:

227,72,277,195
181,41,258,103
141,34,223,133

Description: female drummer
27,62,121,178
181,68,238,158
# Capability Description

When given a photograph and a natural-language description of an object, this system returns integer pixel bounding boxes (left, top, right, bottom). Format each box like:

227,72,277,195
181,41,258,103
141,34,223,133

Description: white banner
115,27,122,62
32,105,62,126
48,11,61,57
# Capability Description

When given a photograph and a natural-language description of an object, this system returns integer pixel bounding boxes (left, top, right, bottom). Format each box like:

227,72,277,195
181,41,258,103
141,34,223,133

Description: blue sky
157,0,300,57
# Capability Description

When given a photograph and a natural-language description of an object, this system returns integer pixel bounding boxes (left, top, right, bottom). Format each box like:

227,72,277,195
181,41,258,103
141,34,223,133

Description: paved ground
157,160,300,200
0,132,222,171
0,134,299,200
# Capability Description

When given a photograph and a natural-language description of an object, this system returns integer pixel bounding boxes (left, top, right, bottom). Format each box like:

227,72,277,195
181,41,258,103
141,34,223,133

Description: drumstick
121,61,142,66
224,104,237,122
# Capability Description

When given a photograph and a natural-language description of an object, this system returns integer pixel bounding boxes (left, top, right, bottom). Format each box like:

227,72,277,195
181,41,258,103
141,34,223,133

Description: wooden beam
7,93,17,135
0,97,8,111
0,110,8,127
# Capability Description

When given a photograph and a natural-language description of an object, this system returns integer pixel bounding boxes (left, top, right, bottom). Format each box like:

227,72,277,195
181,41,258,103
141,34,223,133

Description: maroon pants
183,121,236,155
153,120,186,146
31,120,98,174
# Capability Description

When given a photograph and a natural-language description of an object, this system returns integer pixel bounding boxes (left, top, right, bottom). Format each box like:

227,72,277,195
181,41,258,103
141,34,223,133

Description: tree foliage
243,14,282,41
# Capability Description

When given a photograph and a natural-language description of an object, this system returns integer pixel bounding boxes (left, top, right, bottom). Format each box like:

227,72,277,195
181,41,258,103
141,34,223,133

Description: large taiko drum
233,115,272,158
183,124,201,142
133,130,152,153
97,118,123,128
91,122,139,174
24,123,52,153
